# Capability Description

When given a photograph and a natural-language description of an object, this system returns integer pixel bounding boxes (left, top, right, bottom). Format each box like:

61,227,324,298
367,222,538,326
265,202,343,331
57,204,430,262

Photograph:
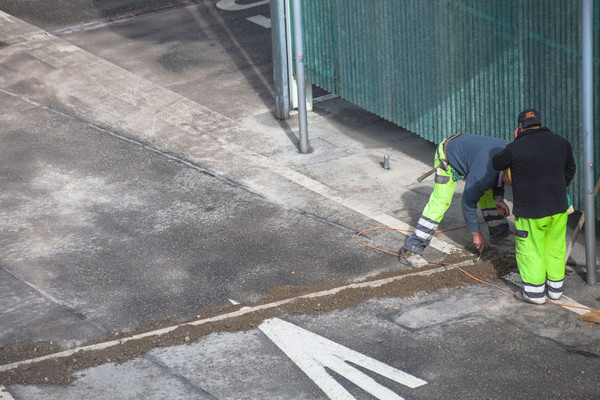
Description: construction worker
492,109,576,304
400,134,511,268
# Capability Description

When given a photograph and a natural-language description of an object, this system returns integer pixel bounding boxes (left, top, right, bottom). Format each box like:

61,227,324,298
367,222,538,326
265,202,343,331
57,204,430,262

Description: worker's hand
472,232,485,253
496,200,510,217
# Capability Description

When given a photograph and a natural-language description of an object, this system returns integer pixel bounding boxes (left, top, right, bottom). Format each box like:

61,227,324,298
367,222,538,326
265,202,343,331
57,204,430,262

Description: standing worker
492,109,576,304
400,134,512,268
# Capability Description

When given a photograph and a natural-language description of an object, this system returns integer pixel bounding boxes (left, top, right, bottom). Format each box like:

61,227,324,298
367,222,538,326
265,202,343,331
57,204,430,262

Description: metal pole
284,0,296,110
582,0,596,285
270,0,289,119
292,0,309,153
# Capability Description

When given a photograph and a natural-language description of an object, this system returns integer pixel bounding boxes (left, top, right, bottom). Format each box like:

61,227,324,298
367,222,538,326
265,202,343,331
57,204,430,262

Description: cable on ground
355,226,593,312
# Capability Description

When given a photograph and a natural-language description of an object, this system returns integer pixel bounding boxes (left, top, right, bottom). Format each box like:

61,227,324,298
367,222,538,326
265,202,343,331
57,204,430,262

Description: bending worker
492,109,576,304
400,134,511,268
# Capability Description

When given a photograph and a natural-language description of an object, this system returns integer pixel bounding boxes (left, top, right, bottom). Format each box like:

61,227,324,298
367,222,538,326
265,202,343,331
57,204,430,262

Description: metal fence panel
300,0,599,214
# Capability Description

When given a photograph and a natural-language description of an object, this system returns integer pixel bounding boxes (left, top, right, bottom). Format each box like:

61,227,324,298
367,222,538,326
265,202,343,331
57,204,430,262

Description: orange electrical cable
356,226,594,312
355,223,475,256
429,260,515,295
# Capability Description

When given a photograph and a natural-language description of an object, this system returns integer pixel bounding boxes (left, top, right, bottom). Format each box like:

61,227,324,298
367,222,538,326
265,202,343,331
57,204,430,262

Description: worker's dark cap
518,109,541,128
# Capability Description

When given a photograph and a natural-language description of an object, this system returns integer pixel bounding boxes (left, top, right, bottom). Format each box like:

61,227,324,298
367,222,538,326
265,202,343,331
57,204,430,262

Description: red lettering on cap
525,111,536,118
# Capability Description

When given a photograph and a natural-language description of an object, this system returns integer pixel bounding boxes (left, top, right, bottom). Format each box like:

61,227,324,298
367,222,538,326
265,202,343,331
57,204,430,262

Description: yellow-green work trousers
514,212,567,302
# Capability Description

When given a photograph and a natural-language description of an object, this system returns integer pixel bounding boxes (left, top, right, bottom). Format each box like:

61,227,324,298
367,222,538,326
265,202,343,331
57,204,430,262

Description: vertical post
292,0,309,153
270,0,289,119
284,0,296,110
582,0,596,285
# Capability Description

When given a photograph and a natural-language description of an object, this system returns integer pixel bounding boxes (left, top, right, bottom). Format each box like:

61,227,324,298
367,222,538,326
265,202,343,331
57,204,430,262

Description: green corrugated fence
300,0,599,215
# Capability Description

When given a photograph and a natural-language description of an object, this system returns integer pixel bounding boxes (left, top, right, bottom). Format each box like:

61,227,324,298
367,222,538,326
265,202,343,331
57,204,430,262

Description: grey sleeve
461,179,482,233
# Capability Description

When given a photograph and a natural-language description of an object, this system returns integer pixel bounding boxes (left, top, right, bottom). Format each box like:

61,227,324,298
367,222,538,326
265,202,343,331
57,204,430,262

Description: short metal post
292,0,309,153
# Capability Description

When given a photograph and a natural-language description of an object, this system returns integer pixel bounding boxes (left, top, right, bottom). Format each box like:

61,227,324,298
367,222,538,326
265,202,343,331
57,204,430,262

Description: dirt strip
0,252,516,385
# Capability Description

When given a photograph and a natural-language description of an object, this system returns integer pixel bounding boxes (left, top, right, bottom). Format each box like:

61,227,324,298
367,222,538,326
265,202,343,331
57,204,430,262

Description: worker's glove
495,200,510,217
472,232,485,253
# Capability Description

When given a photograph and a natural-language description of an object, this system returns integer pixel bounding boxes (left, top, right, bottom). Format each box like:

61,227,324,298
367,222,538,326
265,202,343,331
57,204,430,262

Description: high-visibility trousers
403,141,509,254
514,212,567,302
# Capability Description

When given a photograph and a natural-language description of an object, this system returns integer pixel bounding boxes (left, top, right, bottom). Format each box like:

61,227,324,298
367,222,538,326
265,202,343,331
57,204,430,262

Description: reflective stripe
417,217,438,231
522,290,546,303
546,279,564,289
414,216,438,241
522,282,546,301
481,211,502,218
546,279,565,297
481,208,510,238
481,210,504,221
415,229,432,240
481,209,504,224
523,283,545,293
485,219,506,228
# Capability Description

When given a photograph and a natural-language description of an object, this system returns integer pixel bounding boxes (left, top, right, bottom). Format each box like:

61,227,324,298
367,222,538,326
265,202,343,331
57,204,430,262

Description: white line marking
0,386,15,400
0,10,15,23
259,318,427,400
0,266,449,373
246,15,271,28
216,0,269,11
503,273,593,316
272,166,458,254
0,85,455,258
554,296,592,316
205,2,275,99
51,19,126,35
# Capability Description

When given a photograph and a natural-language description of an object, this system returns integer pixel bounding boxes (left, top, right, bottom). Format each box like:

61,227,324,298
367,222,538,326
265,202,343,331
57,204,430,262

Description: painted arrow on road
259,318,427,400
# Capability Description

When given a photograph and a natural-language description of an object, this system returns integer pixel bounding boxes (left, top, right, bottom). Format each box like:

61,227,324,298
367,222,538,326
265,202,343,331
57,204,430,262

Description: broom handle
565,176,600,262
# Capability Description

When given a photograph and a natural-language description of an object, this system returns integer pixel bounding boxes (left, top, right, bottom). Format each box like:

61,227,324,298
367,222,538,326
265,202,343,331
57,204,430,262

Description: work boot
398,249,429,268
514,290,546,305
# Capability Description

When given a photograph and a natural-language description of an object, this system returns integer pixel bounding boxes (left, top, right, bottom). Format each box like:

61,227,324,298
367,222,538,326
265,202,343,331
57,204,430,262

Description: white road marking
502,272,593,315
205,2,275,99
259,318,427,400
246,15,271,28
0,10,13,22
216,0,269,11
0,386,15,400
273,166,458,254
553,296,592,316
0,266,450,373
241,290,428,398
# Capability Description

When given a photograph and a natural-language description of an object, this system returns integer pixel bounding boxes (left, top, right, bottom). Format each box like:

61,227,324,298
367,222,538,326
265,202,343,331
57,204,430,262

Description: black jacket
492,127,576,218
